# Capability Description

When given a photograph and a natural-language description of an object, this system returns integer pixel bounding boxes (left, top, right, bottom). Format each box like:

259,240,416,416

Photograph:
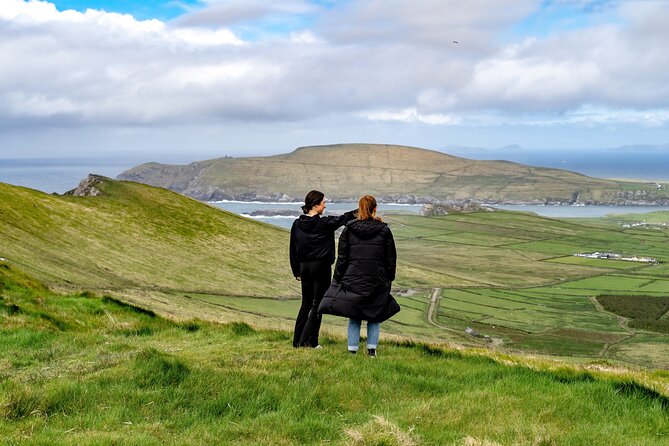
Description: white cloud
289,30,321,44
360,108,462,125
1,0,669,156
171,27,244,46
529,106,669,128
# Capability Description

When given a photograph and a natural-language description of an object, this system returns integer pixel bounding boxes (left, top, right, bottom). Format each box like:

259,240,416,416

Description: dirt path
426,287,443,327
425,288,499,345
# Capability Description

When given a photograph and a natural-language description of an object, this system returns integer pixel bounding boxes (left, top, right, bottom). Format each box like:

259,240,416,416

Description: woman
319,195,399,357
290,190,357,348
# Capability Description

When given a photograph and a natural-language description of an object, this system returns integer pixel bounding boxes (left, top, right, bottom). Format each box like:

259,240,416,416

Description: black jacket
318,219,400,323
289,210,356,277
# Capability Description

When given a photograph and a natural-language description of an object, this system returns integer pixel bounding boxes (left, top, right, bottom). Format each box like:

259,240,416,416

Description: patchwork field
1,179,668,369
180,210,669,368
388,211,669,368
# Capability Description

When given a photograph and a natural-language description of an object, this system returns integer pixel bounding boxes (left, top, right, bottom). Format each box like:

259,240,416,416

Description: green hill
2,178,669,368
118,144,669,204
1,267,668,445
0,177,297,303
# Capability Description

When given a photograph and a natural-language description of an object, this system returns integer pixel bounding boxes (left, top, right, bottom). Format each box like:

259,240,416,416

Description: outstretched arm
322,209,357,230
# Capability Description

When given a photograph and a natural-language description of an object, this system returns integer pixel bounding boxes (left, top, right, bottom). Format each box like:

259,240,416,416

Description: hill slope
118,144,669,204
1,267,668,445
0,176,296,298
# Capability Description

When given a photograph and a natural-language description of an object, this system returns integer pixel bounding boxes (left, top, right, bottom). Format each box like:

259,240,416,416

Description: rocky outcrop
64,174,108,197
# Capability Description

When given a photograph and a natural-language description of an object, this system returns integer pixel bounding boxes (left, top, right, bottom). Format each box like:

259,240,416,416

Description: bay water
2,150,668,229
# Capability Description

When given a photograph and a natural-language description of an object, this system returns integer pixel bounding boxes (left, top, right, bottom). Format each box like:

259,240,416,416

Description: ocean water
211,201,423,228
2,151,668,228
212,201,669,228
0,158,136,194
457,149,669,181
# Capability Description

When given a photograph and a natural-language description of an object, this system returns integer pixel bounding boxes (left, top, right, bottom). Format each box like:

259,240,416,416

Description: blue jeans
348,319,380,351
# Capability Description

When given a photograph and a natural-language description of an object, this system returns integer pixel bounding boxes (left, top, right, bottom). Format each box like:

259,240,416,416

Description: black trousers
293,260,332,347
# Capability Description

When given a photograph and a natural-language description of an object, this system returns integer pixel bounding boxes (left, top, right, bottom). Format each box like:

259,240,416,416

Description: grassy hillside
0,178,297,299
2,178,668,369
118,143,669,204
2,266,668,445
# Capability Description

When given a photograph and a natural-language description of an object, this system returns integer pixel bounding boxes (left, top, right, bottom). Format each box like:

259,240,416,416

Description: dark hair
358,195,382,222
302,190,324,214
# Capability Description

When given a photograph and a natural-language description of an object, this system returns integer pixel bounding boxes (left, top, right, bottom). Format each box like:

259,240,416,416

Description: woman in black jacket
290,190,356,348
319,195,399,357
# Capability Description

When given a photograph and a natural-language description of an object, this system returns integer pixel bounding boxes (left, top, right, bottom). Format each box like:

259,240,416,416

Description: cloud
174,0,317,27
359,108,462,125
1,0,669,142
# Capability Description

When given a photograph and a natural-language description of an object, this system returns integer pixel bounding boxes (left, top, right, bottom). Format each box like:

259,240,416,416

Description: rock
64,174,108,197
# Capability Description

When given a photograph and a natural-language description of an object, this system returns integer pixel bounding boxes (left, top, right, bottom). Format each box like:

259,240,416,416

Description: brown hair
357,195,382,222
302,190,324,214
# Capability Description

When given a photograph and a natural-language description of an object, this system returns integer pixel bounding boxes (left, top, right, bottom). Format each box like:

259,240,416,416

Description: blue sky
49,0,200,20
1,0,668,159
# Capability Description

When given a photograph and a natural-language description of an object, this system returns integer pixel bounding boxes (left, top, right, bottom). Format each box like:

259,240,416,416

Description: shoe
348,350,357,355
313,345,323,349
367,348,376,357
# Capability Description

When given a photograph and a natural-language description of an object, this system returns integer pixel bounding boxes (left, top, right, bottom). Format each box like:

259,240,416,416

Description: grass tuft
36,312,69,331
76,290,97,299
461,437,503,446
345,415,418,446
1,386,42,420
226,321,255,336
0,300,21,315
134,348,190,388
260,330,291,342
102,296,156,318
546,368,595,384
120,324,155,337
613,380,669,410
178,321,201,332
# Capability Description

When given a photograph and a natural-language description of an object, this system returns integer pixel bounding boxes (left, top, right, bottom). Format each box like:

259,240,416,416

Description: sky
1,0,669,159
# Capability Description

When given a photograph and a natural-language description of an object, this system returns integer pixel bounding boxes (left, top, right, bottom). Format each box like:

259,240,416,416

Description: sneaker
367,348,376,357
313,345,323,349
348,350,357,355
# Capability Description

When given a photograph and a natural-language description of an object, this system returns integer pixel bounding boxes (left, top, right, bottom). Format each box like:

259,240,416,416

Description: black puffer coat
289,211,356,277
318,219,400,323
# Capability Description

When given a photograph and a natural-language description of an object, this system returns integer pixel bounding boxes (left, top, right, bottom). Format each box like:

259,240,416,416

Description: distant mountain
117,143,669,204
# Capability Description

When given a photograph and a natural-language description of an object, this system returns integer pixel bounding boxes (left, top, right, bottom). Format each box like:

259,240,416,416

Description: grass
598,295,669,333
383,211,669,367
2,179,669,369
0,180,297,297
2,267,669,445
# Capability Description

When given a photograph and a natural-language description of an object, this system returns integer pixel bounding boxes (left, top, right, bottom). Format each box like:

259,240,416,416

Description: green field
2,265,669,445
1,179,668,371
387,211,669,368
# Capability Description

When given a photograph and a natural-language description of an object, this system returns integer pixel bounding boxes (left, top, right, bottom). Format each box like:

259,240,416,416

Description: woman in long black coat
319,195,399,357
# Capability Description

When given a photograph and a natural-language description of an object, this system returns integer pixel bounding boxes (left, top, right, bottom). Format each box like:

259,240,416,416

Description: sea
2,150,668,229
